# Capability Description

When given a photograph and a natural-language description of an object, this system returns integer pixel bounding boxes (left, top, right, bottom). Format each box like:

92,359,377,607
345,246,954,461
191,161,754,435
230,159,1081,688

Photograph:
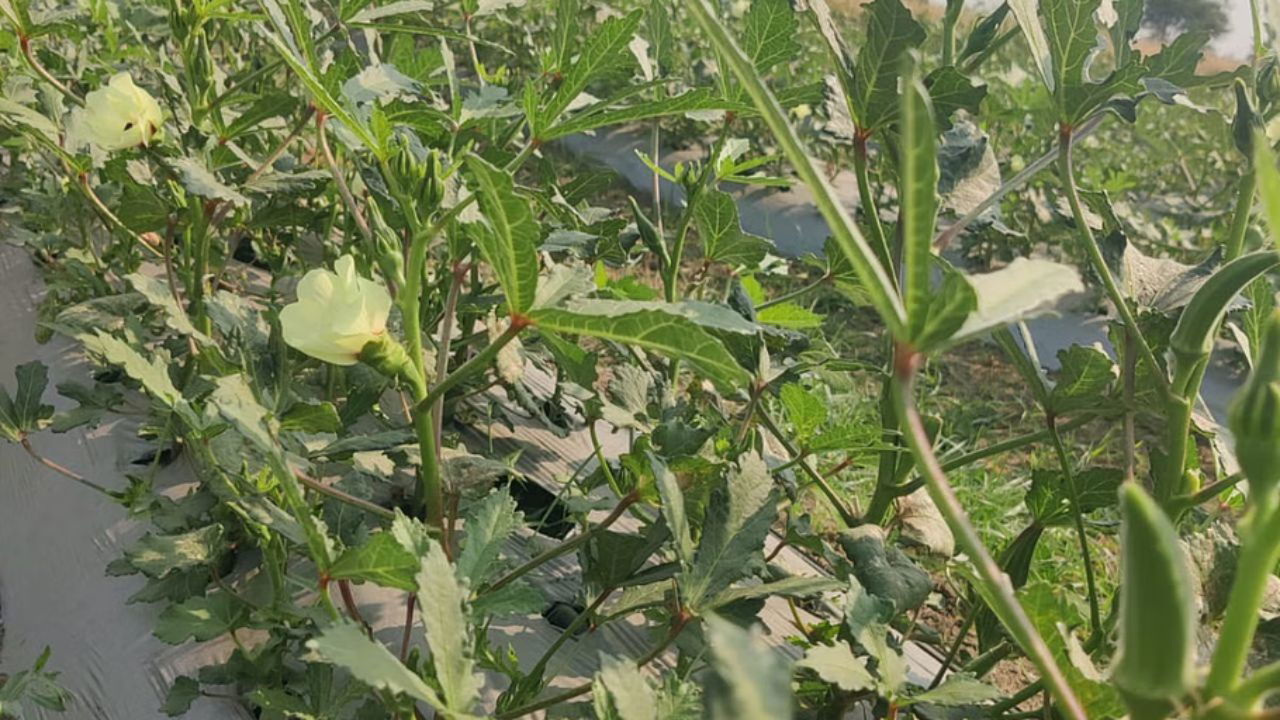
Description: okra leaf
1048,345,1116,415
0,361,53,442
307,623,449,712
683,453,776,612
530,307,752,390
694,189,773,267
850,0,925,131
464,154,541,315
795,641,874,692
742,0,800,74
416,539,481,714
329,531,418,591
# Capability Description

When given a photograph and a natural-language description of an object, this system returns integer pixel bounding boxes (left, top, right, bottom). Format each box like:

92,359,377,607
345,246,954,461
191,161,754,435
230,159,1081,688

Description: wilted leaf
837,525,931,614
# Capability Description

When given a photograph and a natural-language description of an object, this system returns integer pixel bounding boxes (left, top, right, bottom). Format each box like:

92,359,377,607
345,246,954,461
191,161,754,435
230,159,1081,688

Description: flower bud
72,73,164,151
391,135,428,193
357,335,413,380
280,255,393,367
1229,310,1280,496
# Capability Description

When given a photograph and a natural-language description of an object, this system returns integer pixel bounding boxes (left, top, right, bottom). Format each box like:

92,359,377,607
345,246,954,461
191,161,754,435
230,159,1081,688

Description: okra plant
0,0,1278,717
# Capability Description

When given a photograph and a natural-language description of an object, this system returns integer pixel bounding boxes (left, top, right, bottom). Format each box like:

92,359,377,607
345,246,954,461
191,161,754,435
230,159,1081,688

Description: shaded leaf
1049,345,1115,415
780,383,826,441
154,592,248,644
795,641,874,692
0,361,52,442
703,615,793,720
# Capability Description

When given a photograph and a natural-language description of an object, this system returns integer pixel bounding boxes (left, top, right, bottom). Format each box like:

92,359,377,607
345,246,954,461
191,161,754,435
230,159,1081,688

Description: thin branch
756,407,859,527
20,35,81,105
481,489,640,598
316,111,374,244
295,471,395,519
20,437,113,496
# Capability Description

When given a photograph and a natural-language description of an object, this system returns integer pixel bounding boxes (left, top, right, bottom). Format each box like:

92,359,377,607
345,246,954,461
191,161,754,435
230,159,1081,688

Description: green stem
664,124,730,303
991,681,1043,715
1058,129,1166,397
756,407,859,527
941,0,963,66
481,489,640,598
939,414,1095,472
1157,358,1208,504
1225,168,1258,261
20,437,113,497
527,587,614,680
1169,472,1244,515
380,154,444,528
892,356,1085,720
317,112,374,244
757,272,831,311
1045,414,1102,638
296,472,395,519
412,322,525,417
1206,492,1280,696
19,35,81,105
1231,657,1280,706
432,263,468,453
852,135,894,281
494,613,690,719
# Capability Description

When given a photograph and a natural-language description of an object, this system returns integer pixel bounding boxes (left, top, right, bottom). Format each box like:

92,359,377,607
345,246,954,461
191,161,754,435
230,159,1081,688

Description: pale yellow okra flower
280,255,393,366
74,72,164,151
